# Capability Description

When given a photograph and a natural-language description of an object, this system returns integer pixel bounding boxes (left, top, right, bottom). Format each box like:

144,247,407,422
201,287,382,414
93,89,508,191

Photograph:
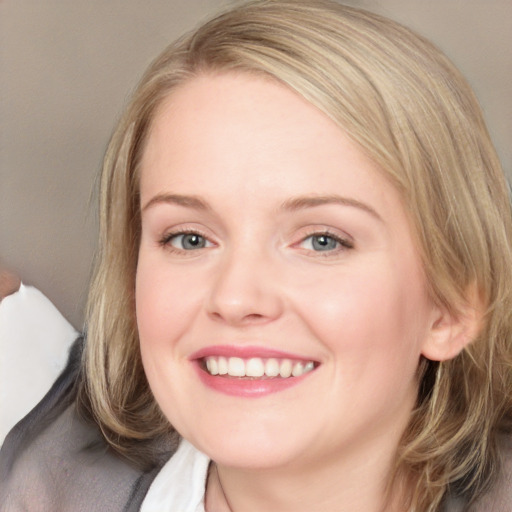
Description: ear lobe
421,287,484,362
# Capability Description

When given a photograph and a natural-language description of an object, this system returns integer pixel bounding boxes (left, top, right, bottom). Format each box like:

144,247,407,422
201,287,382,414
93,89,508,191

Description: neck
205,441,408,512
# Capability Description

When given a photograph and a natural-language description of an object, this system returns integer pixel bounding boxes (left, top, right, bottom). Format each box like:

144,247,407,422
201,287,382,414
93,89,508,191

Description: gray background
1,0,511,329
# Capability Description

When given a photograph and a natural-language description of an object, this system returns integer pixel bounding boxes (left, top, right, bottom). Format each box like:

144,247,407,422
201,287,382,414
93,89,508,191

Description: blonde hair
78,1,512,509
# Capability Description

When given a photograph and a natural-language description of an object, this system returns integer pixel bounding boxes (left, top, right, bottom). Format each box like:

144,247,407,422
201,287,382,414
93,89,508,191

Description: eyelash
297,230,354,255
158,229,213,252
158,229,354,255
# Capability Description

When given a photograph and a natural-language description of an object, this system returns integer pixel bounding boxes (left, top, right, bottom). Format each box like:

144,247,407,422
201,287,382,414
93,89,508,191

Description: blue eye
168,233,210,250
311,234,338,251
300,233,353,252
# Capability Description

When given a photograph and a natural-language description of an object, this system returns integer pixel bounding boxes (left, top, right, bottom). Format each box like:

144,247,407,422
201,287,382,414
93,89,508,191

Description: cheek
135,263,167,346
135,254,202,413
295,261,431,376
135,252,200,350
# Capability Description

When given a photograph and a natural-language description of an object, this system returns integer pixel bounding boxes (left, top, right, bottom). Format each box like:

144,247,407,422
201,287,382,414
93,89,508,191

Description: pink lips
189,345,319,398
190,345,312,361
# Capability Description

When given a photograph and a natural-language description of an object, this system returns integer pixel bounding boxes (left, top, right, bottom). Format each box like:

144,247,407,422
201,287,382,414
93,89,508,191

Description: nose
206,246,284,326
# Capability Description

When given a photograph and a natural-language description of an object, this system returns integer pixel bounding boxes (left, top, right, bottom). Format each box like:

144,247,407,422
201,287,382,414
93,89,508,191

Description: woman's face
136,72,438,472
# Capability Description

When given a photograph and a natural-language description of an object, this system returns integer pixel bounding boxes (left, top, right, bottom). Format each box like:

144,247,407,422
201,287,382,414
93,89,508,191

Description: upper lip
189,345,320,363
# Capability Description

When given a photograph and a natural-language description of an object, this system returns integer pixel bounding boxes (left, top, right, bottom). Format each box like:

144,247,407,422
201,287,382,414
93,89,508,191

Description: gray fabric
442,434,512,512
467,434,512,511
0,338,173,512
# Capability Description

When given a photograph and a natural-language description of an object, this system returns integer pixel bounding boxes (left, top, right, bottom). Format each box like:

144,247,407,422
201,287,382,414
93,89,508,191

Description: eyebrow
141,192,382,221
141,193,211,213
281,195,382,221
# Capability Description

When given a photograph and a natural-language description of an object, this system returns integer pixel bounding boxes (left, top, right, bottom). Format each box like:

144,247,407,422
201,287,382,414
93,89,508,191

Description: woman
1,1,511,510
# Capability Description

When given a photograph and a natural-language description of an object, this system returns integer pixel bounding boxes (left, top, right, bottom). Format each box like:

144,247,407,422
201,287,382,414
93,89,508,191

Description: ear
421,285,485,362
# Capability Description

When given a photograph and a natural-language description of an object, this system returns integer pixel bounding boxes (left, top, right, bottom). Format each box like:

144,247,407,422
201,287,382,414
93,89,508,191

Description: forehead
143,74,375,181
139,72,408,225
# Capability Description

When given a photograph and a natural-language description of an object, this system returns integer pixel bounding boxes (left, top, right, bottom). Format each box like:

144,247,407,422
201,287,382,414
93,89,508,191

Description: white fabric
141,439,210,512
0,284,78,444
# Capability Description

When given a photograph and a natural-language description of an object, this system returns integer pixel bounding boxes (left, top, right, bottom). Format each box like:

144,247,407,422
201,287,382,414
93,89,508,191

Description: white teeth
265,358,280,377
292,362,304,377
228,357,245,377
279,360,292,378
218,356,228,375
206,358,218,375
246,358,265,377
204,356,316,378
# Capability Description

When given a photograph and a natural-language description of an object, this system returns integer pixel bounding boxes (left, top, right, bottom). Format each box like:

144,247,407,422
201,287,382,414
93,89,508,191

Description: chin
200,436,305,471
181,413,316,471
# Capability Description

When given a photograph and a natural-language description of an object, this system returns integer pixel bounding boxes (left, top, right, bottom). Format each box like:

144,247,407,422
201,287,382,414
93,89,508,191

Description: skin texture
136,72,451,511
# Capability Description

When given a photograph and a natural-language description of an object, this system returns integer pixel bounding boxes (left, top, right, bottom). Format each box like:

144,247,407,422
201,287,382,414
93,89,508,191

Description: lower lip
193,363,315,398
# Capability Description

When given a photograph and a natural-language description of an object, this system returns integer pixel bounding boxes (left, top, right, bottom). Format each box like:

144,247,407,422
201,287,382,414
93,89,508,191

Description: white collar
141,438,210,512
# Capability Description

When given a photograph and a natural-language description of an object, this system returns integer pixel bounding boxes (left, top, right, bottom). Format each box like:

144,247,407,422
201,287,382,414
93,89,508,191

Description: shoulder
0,281,79,440
0,339,163,512
468,432,512,511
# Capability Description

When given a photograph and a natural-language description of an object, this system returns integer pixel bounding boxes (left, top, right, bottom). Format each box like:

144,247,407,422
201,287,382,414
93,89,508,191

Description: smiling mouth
201,356,317,379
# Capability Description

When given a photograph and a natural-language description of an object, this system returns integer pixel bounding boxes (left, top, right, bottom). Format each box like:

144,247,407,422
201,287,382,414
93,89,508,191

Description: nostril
208,310,268,325
244,313,265,321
